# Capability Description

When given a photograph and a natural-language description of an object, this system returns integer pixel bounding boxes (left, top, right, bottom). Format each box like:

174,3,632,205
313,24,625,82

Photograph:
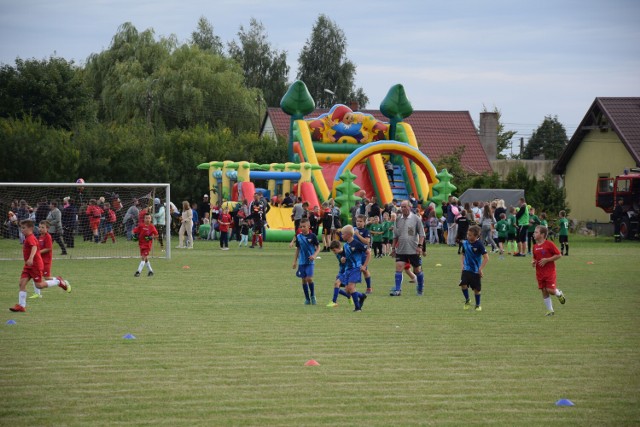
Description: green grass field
1,236,639,426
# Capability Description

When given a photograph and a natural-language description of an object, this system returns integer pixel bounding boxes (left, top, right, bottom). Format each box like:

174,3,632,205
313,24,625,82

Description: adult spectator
612,197,625,242
369,196,381,220
291,197,305,230
514,198,530,257
390,200,426,296
47,200,68,255
122,198,140,241
61,198,77,248
446,196,459,246
35,197,49,224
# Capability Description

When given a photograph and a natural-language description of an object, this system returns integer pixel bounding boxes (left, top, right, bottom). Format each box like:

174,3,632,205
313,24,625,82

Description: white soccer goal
0,182,171,260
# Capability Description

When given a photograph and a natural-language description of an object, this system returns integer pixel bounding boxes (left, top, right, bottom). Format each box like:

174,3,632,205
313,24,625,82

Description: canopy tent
459,189,525,209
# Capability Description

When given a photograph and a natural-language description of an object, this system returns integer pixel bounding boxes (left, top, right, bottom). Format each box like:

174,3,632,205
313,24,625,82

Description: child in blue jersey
355,214,373,294
459,225,489,312
292,218,321,305
327,239,353,307
340,225,369,312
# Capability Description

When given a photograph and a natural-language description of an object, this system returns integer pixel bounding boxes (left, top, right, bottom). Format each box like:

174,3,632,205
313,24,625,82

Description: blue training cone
6,319,17,325
556,399,574,406
123,334,136,340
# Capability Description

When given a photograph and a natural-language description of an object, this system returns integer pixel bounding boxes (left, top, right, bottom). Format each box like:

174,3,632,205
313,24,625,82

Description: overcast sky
1,0,639,151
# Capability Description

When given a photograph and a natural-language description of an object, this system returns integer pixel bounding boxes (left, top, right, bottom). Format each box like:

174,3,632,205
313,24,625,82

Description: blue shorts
296,264,314,279
336,272,348,286
344,267,362,284
104,223,113,233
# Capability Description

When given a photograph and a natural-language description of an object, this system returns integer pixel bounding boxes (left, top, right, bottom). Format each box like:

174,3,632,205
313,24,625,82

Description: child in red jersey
532,225,566,316
9,220,70,312
101,202,117,243
30,220,56,299
133,213,159,277
218,207,232,250
85,199,103,243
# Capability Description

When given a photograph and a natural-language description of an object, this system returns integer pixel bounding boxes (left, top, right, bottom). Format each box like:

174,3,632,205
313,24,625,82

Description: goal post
0,182,172,260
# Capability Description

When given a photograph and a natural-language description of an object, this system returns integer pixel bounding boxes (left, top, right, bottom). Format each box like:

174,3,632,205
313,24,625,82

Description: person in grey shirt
46,200,68,255
291,197,305,230
390,200,425,296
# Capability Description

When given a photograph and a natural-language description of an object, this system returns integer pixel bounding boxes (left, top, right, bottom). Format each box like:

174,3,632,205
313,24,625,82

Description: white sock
46,278,60,287
145,261,153,272
19,291,27,307
33,284,41,295
138,261,145,272
544,297,553,311
556,289,563,297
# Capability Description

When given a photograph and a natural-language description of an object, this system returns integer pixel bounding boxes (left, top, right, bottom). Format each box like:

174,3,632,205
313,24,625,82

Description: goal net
0,182,171,260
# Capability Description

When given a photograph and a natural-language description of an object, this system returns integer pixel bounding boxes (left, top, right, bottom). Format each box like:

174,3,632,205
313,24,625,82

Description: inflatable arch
331,141,439,201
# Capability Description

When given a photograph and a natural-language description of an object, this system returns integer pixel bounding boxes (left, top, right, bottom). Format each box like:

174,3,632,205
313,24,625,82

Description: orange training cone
304,359,320,366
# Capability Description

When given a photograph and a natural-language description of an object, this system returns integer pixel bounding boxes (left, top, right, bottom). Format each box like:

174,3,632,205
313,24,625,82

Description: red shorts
90,220,100,232
43,262,52,277
21,265,43,282
537,275,557,290
140,247,151,258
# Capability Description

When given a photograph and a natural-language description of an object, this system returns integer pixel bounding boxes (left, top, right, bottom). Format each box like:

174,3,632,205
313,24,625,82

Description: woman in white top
178,200,193,248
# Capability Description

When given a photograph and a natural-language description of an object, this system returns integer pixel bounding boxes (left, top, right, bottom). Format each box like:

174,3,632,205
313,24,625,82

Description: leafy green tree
296,14,368,108
228,18,290,107
522,115,568,160
84,22,174,123
0,57,95,130
0,117,79,181
481,105,517,159
528,174,568,218
191,16,224,56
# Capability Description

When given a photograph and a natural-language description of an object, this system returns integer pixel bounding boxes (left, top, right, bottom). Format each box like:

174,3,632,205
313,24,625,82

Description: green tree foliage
0,117,79,181
191,16,224,56
228,18,290,108
481,105,517,159
296,15,368,109
0,57,95,130
85,23,260,133
522,115,568,160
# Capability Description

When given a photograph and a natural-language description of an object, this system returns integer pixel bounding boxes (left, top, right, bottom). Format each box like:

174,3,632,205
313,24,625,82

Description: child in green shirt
496,213,509,258
558,210,570,255
382,212,394,256
368,215,385,258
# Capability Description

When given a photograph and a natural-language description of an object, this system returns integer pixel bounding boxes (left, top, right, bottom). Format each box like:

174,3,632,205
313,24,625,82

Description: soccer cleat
366,288,373,294
311,296,317,305
389,290,402,296
29,293,42,299
9,304,25,312
57,277,71,293
134,271,141,277
475,305,482,312
353,308,362,312
557,293,566,304
545,311,555,317
464,300,471,310
304,299,311,305
147,271,154,277
326,302,338,307
359,293,367,308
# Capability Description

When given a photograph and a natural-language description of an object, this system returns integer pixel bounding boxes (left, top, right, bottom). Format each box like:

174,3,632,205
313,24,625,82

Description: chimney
479,112,498,161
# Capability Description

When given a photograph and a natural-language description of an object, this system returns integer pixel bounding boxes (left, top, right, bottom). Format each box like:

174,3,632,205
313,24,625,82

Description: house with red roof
261,107,493,174
553,97,640,223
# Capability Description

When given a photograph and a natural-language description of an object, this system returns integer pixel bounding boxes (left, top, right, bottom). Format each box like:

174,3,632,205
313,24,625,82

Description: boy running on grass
459,225,488,312
327,239,353,307
30,220,54,299
340,225,369,312
532,225,566,316
133,213,159,277
9,220,70,312
355,215,373,294
292,218,321,305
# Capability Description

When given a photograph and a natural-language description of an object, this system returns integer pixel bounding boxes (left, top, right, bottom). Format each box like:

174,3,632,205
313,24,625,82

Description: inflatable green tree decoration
430,169,457,217
380,84,413,140
334,170,362,225
280,80,315,117
281,80,315,161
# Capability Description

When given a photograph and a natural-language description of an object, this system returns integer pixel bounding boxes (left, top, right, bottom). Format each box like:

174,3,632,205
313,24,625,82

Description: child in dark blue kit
340,225,369,312
459,225,489,311
327,239,353,307
355,214,373,294
292,218,321,305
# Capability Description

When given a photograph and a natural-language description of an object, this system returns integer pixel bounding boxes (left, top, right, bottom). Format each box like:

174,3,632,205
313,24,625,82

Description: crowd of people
5,190,569,316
